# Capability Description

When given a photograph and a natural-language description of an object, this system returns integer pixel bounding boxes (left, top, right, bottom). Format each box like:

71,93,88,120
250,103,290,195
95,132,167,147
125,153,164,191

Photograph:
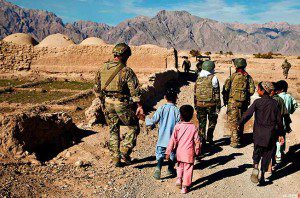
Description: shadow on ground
270,143,300,181
195,153,243,170
133,156,156,165
191,164,253,190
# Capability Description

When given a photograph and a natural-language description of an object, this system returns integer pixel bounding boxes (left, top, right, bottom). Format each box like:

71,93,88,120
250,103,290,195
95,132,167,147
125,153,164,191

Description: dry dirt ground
0,57,300,197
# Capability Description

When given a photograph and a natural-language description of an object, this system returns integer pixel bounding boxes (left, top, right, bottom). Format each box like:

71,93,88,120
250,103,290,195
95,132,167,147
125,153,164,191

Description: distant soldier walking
281,59,291,79
182,56,191,73
196,58,204,74
94,43,144,167
223,58,255,148
194,61,221,145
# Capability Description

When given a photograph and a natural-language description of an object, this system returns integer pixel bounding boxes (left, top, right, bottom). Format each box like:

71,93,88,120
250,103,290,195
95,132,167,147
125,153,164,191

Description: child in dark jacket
238,81,284,185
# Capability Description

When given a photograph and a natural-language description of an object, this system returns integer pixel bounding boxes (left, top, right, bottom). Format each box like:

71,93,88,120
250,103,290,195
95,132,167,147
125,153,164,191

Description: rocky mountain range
1,0,300,54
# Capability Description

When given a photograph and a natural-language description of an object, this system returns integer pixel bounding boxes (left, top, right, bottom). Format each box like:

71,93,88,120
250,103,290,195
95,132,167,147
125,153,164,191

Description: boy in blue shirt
275,80,298,164
146,88,180,180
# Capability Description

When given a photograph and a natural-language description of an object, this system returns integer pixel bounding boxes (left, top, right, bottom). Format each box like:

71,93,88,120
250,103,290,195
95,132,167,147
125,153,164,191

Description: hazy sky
10,0,300,25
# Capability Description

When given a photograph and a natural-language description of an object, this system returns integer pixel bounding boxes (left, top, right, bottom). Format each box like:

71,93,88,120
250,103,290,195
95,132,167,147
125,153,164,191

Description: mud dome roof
3,33,38,46
37,33,75,47
140,44,161,48
80,37,107,46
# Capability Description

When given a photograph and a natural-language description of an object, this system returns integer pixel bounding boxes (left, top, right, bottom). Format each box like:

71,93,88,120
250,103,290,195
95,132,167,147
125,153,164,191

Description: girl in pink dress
166,105,201,194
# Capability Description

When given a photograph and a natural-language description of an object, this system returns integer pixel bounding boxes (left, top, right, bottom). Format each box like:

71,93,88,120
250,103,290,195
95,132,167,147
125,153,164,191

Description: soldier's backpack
229,73,249,102
100,61,125,92
195,75,214,102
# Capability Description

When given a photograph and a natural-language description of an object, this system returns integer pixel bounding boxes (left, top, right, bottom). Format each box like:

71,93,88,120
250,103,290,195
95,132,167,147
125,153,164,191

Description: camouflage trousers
103,98,140,160
283,68,290,79
195,106,218,142
227,101,248,145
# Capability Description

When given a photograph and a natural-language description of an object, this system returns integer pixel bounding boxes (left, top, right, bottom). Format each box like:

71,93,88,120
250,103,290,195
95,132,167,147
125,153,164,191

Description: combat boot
121,153,132,165
230,140,241,148
112,157,122,168
120,147,133,165
153,158,163,180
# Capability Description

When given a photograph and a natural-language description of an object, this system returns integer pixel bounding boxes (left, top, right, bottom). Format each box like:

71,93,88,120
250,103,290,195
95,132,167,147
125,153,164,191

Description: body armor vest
100,61,124,92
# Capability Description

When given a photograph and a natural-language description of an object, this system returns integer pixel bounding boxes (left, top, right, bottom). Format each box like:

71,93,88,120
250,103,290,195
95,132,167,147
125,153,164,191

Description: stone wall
0,41,177,73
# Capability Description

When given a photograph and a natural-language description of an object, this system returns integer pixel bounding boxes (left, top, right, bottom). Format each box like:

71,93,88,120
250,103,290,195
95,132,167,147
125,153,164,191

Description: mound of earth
80,37,107,46
37,33,75,48
0,107,79,163
3,33,38,46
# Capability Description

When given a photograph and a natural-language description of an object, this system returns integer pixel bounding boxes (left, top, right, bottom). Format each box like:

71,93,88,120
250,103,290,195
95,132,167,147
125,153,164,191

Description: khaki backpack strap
102,63,124,91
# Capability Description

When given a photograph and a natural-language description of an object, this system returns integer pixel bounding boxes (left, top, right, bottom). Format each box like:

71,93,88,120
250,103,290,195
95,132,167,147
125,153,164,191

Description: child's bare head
180,105,194,122
165,88,178,103
276,80,288,93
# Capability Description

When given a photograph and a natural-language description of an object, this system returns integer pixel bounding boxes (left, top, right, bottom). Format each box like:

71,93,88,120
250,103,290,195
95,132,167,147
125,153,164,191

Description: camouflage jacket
94,61,141,102
281,61,291,69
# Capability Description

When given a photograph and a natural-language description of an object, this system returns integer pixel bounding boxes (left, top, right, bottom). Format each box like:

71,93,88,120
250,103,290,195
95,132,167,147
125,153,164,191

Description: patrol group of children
144,59,298,194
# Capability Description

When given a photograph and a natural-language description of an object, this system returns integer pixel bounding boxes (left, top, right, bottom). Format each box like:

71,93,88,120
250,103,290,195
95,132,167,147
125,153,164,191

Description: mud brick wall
0,41,34,71
86,69,179,126
0,41,177,73
32,45,176,73
140,69,179,107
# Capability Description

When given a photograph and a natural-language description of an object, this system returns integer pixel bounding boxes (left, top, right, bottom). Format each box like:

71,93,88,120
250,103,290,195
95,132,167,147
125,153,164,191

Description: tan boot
111,157,122,167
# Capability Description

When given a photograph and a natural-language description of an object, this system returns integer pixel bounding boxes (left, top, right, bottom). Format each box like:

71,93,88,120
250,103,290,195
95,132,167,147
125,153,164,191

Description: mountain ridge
1,0,300,54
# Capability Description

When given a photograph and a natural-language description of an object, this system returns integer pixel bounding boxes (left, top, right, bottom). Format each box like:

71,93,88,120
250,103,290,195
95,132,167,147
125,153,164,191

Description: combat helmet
113,43,132,57
234,58,247,68
202,61,215,71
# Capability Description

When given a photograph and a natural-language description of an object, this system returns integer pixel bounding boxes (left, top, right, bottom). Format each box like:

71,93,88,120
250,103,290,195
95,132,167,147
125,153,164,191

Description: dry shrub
204,51,212,55
253,52,274,59
225,51,233,55
297,56,300,59
190,50,201,57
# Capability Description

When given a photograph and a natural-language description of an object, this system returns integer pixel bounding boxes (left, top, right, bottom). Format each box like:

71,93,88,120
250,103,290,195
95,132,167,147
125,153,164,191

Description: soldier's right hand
136,105,145,121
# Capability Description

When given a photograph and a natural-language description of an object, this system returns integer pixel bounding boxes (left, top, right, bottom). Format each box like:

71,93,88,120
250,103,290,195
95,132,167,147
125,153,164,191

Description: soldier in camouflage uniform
281,59,291,79
194,61,221,145
94,43,143,167
223,58,255,148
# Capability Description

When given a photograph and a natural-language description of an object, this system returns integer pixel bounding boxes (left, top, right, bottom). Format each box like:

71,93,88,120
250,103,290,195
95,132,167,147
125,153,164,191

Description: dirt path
0,71,299,197
124,80,299,198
